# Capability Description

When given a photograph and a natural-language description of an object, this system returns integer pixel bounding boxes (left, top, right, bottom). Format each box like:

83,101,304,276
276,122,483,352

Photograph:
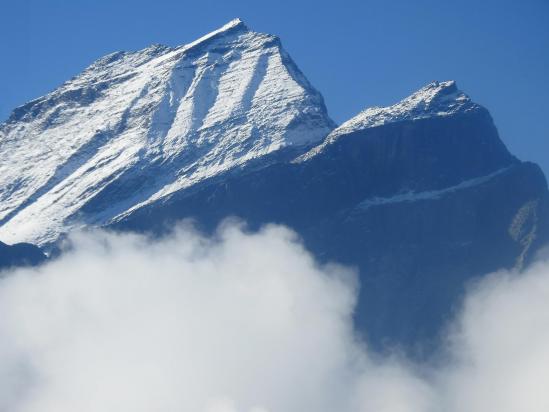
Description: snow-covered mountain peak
0,20,334,245
202,17,248,37
172,18,250,54
298,80,481,161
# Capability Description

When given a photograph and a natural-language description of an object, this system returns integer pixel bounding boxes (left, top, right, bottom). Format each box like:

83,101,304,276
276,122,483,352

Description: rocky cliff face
0,21,547,350
115,81,549,349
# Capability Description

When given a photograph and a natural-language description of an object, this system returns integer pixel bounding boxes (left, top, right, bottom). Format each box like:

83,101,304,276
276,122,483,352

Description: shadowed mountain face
0,20,548,349
114,81,549,350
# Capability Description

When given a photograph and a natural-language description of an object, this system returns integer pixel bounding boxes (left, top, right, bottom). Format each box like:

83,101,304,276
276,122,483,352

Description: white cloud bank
0,222,548,412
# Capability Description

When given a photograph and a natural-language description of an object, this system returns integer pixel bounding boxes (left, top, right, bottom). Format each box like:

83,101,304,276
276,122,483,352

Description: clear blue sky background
1,0,548,174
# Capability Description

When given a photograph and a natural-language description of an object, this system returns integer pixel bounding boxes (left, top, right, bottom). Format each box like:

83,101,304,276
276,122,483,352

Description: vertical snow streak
163,53,227,155
238,52,270,117
201,50,269,129
248,50,308,149
146,63,196,151
188,54,226,138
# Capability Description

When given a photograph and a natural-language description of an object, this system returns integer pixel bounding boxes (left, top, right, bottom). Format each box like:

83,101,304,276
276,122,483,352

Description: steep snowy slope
0,18,334,245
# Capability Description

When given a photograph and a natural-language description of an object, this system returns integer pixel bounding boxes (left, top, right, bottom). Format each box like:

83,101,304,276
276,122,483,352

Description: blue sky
1,0,548,174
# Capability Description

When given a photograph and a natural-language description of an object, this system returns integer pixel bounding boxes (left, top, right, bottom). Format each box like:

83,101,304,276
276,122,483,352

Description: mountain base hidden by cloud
0,221,547,412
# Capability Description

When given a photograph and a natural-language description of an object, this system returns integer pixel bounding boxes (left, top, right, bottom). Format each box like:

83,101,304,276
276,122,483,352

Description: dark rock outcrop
0,240,46,271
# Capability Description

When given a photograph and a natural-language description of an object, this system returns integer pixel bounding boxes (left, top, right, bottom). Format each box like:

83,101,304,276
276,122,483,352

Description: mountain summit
300,80,492,161
0,19,334,245
0,20,548,349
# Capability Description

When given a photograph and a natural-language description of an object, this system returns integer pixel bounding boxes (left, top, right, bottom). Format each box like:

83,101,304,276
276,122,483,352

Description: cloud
0,221,547,412
437,258,549,412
